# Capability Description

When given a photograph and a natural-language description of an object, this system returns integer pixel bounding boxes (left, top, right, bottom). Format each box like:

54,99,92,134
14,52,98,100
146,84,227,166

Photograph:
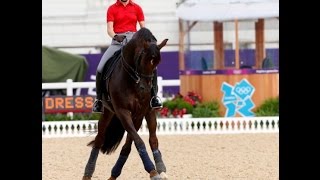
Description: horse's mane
132,28,157,43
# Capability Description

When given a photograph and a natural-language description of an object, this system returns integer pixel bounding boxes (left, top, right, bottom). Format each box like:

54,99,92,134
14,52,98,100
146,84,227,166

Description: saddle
101,49,122,102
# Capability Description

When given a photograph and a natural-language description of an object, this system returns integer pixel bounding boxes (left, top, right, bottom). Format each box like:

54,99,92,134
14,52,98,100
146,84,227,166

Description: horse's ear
158,39,168,50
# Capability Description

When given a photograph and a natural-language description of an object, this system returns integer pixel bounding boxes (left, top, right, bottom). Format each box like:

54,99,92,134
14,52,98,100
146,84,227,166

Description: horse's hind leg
146,111,168,179
82,147,99,180
82,109,114,180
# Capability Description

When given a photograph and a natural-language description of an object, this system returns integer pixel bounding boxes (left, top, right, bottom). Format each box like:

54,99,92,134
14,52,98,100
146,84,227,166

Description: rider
92,0,162,113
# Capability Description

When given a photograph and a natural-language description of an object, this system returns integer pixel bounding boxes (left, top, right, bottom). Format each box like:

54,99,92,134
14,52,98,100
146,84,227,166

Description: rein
121,47,154,84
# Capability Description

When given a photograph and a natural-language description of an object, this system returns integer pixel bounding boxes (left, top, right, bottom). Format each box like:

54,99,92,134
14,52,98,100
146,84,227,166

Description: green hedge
192,101,221,117
254,97,279,116
163,98,194,114
44,113,100,121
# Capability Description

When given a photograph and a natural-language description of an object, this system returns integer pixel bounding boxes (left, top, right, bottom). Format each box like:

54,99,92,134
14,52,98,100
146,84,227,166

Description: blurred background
42,0,279,119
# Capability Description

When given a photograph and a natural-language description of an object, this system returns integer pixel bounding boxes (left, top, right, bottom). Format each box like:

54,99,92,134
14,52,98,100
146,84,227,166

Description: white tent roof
176,0,279,22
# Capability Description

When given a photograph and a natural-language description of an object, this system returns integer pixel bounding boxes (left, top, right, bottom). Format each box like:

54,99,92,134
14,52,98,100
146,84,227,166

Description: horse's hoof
82,176,91,180
150,170,161,180
150,174,161,180
107,176,116,180
160,172,168,179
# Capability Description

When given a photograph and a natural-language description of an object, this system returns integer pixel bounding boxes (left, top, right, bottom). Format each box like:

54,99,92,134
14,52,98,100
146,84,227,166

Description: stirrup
92,99,103,113
150,96,163,109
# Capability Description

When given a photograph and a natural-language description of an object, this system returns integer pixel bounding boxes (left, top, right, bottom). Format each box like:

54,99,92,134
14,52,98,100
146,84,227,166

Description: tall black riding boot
92,72,103,113
150,69,162,109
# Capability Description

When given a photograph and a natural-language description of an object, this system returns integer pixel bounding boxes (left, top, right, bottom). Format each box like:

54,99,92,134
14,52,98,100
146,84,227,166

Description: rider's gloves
113,35,126,43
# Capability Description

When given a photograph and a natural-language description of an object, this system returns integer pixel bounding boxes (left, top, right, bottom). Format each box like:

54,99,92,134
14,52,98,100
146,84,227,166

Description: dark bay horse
82,28,168,180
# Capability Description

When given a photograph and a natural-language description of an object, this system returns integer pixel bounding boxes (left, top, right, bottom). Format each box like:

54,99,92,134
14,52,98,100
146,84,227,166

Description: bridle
120,42,157,84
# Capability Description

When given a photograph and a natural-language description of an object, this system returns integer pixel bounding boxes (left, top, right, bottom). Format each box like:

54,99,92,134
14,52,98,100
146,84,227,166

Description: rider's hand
113,35,126,43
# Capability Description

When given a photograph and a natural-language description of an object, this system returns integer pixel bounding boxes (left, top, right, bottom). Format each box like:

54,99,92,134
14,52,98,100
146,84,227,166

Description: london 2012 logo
221,79,255,117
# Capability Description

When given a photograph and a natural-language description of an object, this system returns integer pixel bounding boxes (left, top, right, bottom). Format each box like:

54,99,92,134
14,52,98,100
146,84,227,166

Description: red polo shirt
107,0,145,33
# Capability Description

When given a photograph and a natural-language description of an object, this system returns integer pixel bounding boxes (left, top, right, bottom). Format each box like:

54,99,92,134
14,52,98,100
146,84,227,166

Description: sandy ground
42,133,279,180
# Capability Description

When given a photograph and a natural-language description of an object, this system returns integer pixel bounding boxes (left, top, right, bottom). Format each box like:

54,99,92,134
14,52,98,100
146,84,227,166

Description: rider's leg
92,32,135,113
150,68,162,109
92,43,123,113
92,71,104,113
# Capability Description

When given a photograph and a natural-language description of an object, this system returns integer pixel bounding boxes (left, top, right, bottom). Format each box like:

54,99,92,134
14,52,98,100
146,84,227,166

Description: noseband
121,46,155,84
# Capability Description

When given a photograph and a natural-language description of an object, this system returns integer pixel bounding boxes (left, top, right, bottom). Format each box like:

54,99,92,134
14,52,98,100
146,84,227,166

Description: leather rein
120,47,155,84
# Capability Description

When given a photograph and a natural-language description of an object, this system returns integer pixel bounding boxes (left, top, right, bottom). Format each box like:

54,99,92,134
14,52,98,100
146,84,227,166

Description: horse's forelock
150,44,160,57
131,28,161,65
146,44,161,65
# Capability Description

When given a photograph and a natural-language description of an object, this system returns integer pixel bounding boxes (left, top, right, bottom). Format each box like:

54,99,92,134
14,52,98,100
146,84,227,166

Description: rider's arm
138,21,145,28
107,21,116,38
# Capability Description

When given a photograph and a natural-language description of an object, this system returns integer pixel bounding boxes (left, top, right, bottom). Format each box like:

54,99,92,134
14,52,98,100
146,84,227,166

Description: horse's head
118,27,169,96
127,28,168,83
140,38,168,73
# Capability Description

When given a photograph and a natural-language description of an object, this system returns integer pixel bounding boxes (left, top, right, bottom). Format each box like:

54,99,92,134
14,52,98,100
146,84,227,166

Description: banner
43,95,95,113
221,79,255,117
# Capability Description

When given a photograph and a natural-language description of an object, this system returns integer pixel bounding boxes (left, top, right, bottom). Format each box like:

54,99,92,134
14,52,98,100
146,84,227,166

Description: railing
42,77,180,102
42,116,279,138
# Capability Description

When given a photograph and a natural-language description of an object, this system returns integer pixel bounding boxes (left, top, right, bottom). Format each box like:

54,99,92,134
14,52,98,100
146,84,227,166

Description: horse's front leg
116,109,160,180
83,110,113,180
108,116,146,179
107,135,133,180
145,111,168,179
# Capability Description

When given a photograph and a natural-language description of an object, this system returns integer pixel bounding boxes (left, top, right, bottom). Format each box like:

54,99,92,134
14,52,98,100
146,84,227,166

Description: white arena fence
42,77,180,102
42,116,279,138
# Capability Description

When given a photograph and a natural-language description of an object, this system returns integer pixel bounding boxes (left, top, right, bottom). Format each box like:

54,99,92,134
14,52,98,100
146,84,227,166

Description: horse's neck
122,41,137,66
123,40,145,70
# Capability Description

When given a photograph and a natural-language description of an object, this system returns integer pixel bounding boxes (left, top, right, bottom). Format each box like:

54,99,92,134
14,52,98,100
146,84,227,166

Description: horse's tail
101,115,125,155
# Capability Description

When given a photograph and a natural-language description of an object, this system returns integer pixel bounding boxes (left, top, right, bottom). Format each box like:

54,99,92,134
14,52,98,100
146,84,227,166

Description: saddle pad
102,49,122,80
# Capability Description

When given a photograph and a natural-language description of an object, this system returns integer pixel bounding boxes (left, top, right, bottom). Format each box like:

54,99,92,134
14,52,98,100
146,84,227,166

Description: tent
42,46,88,83
176,0,279,22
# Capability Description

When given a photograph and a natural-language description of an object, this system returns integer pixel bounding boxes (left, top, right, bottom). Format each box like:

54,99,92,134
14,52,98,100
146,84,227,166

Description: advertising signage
43,95,95,113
